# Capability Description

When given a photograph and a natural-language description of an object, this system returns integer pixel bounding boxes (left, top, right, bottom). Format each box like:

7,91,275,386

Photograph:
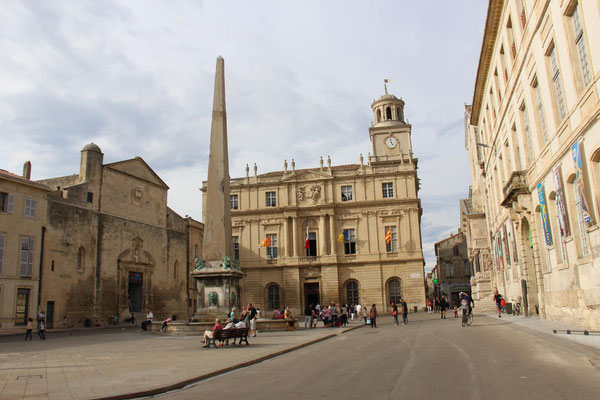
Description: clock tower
369,92,412,163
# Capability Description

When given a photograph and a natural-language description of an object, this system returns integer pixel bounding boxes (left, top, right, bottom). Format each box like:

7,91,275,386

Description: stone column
292,217,298,257
329,214,337,255
319,215,327,256
284,217,290,257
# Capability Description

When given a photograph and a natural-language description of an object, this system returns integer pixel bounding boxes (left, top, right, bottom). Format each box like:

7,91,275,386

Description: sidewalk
0,322,363,400
481,312,600,350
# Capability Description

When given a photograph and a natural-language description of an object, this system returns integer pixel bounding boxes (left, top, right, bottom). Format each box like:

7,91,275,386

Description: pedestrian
454,305,459,318
356,304,362,322
141,310,153,331
38,310,46,324
284,307,295,331
400,298,408,325
391,301,399,326
248,303,258,337
304,303,313,329
350,304,355,321
426,299,432,313
38,319,46,340
434,297,440,313
440,296,448,319
311,308,318,328
230,307,239,323
160,316,173,332
256,308,262,320
130,311,136,326
24,317,33,341
113,314,119,325
369,304,377,328
341,304,348,327
494,289,503,318
362,306,369,324
240,306,249,324
202,318,223,348
330,303,339,327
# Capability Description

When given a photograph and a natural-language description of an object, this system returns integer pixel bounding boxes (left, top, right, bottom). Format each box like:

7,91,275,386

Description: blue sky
0,1,488,270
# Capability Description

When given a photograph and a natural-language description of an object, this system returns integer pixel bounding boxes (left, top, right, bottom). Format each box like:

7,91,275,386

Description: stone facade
466,0,600,329
206,92,426,316
434,231,472,307
0,166,50,328
36,144,197,327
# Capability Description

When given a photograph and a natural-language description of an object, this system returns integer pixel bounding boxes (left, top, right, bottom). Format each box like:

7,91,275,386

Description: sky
0,0,488,271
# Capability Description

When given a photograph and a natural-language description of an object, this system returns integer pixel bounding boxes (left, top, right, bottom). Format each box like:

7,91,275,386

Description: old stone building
36,144,197,327
434,230,472,307
466,0,600,328
0,165,50,328
207,91,426,315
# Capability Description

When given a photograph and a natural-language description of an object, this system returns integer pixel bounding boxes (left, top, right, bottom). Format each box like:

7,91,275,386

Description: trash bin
505,303,513,314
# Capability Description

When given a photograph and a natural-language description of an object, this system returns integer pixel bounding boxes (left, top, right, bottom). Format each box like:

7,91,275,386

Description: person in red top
202,319,223,347
160,316,173,332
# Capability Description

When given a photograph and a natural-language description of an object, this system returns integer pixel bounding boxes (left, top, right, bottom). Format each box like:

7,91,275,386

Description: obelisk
202,56,232,261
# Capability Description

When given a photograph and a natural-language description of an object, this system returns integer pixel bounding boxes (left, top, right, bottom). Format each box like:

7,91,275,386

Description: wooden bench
207,328,249,348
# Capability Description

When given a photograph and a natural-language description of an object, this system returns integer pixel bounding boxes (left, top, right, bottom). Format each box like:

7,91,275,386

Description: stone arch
386,106,392,120
343,279,360,306
376,109,381,123
385,277,402,305
265,282,281,310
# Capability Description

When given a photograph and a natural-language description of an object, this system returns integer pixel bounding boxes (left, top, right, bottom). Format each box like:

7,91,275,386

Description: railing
298,256,319,263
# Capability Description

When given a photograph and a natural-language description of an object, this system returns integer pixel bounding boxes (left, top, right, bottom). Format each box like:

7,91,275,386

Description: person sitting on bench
202,318,223,348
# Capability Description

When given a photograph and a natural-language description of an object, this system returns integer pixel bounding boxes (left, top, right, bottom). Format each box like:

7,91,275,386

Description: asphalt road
155,313,600,400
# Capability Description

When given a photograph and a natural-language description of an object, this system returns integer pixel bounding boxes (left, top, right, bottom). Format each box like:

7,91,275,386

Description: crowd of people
425,293,475,319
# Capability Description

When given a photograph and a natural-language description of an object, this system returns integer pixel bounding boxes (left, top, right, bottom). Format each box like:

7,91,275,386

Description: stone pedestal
190,260,246,321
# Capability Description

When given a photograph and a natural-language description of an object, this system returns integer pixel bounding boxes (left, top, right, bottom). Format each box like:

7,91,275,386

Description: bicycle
461,308,473,327
513,301,521,316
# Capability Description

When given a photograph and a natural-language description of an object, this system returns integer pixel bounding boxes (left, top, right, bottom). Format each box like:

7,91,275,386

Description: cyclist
459,292,474,316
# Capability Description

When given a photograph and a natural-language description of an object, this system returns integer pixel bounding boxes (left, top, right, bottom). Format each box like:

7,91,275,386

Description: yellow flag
258,237,271,247
338,233,345,243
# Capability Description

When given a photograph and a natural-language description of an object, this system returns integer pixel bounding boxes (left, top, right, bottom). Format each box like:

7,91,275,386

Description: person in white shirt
356,304,362,322
141,310,153,331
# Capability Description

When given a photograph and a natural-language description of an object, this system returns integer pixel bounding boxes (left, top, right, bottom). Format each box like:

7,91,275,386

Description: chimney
23,161,31,180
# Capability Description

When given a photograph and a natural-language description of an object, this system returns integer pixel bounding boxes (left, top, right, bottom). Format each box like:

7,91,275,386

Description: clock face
385,137,398,149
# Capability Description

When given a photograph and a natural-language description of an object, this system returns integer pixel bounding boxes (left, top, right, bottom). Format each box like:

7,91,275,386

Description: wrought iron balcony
501,170,529,208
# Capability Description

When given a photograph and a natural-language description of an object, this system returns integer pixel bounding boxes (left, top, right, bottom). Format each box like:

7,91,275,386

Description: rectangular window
265,192,276,207
19,236,34,277
385,226,398,252
194,244,198,259
266,234,277,259
382,182,394,198
520,103,535,164
511,125,522,170
0,192,14,213
343,229,356,255
548,46,567,121
574,180,590,257
24,198,36,218
341,185,353,202
230,194,238,210
232,236,239,261
533,79,549,144
571,4,591,87
0,234,5,275
87,192,93,203
306,232,317,257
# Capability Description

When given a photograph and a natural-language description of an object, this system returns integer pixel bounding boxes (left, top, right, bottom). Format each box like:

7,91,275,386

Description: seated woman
202,318,223,347
272,309,281,319
284,307,295,331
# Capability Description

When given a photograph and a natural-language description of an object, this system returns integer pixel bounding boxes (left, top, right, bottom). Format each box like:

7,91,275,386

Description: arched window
77,246,84,270
397,108,403,121
386,106,392,120
346,280,359,305
388,278,402,304
376,109,381,123
267,284,280,310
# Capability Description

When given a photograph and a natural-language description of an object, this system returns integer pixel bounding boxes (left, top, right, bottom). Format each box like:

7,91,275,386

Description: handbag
366,318,372,324
500,299,506,307
392,310,397,316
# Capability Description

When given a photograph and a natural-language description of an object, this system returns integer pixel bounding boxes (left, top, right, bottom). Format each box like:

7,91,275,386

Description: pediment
281,169,332,182
105,157,169,189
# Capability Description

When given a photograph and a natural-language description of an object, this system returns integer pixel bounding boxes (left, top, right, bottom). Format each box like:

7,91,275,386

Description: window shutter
27,238,34,276
7,194,14,214
31,199,36,217
0,234,5,274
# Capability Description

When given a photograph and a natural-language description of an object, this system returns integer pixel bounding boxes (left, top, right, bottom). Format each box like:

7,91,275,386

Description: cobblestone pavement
0,321,361,399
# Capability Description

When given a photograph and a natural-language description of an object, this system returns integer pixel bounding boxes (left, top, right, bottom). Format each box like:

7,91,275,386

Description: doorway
15,288,30,325
46,301,55,329
304,282,320,307
128,271,143,312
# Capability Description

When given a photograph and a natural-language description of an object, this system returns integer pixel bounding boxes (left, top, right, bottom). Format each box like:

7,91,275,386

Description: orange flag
385,229,392,245
258,236,271,247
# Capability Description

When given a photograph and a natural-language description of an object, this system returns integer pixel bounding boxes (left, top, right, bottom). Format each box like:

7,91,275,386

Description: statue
208,292,219,307
222,256,232,269
194,258,205,270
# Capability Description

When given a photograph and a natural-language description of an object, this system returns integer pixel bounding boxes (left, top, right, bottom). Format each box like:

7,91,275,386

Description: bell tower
369,92,412,163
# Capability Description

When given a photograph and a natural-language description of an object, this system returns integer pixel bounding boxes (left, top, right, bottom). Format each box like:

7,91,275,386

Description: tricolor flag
385,228,392,245
258,236,271,247
304,218,310,249
384,78,390,83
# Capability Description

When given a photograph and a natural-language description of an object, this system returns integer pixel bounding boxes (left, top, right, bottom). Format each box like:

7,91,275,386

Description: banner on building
508,219,518,263
552,164,570,237
571,141,591,223
537,182,553,246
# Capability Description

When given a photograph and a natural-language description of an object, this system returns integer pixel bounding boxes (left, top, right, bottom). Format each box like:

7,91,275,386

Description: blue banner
571,141,591,223
537,182,553,246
